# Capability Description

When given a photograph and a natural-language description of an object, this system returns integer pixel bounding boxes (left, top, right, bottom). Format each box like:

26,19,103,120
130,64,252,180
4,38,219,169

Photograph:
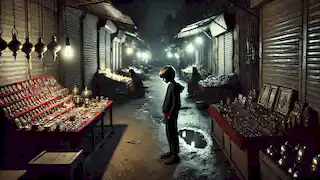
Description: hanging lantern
22,37,34,60
47,34,61,61
0,33,7,56
8,33,22,60
35,37,47,60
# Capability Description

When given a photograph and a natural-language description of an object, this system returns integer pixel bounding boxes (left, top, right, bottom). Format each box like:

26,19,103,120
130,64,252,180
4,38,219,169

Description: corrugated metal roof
69,0,134,25
176,15,216,38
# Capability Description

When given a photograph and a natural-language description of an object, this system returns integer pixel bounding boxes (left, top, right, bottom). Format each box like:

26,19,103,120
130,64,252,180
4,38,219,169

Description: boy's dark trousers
165,114,179,155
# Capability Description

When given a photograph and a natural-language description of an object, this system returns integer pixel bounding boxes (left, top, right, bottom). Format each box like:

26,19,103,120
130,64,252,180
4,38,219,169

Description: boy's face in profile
163,78,169,83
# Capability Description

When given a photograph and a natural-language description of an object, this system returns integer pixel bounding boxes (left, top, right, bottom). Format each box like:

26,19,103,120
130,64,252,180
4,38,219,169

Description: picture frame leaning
257,83,271,107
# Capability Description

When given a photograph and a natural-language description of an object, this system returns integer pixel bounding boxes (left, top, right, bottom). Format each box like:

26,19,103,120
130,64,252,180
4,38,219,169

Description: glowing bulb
136,51,142,58
182,131,186,138
174,53,180,59
141,52,148,59
191,141,195,147
62,45,74,59
126,47,133,55
167,52,173,58
186,43,195,53
195,36,203,45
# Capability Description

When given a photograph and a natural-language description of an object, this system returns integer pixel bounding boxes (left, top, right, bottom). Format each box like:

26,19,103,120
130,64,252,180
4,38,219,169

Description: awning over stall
69,0,134,25
176,12,231,39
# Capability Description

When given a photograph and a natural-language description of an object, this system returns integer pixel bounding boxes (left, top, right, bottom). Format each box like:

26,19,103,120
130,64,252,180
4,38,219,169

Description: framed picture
257,84,271,107
274,87,293,116
266,85,279,109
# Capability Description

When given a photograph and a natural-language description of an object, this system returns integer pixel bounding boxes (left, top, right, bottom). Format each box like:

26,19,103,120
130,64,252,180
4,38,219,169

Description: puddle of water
179,129,208,149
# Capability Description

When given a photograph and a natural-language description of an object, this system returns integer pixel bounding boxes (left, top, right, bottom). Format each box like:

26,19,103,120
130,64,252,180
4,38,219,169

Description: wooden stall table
208,104,285,180
27,150,84,180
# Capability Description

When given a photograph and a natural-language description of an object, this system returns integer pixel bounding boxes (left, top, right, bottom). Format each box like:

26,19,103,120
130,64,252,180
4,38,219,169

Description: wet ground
85,70,238,180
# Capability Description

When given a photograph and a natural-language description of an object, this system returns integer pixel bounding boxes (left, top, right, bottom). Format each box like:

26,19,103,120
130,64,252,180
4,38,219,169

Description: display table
208,104,285,180
0,75,114,168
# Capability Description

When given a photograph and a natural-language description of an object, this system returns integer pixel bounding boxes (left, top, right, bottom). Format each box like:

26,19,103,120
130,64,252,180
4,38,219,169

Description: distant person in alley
128,69,145,98
159,65,184,165
187,67,202,97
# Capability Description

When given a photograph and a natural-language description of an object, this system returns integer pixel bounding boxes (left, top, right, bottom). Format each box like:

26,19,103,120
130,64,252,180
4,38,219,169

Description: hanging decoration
34,0,47,60
47,1,61,61
22,0,34,61
62,1,74,59
0,0,7,57
8,0,22,60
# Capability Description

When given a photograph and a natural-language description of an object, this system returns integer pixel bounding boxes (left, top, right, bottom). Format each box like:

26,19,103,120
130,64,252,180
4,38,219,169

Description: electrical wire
64,0,68,37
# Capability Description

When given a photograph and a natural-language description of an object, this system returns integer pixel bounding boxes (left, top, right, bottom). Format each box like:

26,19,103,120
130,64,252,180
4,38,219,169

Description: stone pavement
84,71,238,180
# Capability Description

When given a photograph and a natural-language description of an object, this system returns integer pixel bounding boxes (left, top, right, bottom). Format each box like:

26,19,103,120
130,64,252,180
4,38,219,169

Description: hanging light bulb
22,36,34,60
62,36,74,59
0,32,7,57
47,34,61,61
35,37,47,60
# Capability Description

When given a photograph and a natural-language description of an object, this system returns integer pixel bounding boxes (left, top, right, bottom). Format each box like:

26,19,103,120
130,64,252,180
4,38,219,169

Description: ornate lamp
8,0,22,60
47,34,61,61
21,0,34,60
0,32,7,57
35,37,47,60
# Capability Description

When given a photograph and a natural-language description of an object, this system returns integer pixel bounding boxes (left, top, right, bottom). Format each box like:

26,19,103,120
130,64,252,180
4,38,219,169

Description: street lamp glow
195,36,203,45
174,53,180,59
136,51,142,58
62,45,74,59
126,46,134,55
167,51,173,58
141,52,148,59
186,43,195,53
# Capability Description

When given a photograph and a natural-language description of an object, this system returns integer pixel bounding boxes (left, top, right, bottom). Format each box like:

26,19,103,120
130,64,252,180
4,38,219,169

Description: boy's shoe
165,155,180,165
160,152,172,159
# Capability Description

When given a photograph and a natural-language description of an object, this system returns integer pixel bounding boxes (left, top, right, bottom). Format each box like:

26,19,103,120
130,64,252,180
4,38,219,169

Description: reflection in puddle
179,129,208,149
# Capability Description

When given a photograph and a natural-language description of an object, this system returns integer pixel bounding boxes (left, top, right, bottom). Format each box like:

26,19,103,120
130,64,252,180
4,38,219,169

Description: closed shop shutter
306,0,320,111
218,34,225,76
106,32,111,69
262,0,302,90
83,14,98,87
212,37,218,75
0,0,57,86
99,28,106,70
225,31,233,74
62,7,82,88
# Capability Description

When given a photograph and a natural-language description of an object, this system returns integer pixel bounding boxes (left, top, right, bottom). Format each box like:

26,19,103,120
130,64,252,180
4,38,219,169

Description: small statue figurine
311,155,320,172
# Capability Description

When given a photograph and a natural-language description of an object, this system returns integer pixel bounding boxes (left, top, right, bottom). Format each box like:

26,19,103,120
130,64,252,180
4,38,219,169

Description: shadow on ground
84,124,128,180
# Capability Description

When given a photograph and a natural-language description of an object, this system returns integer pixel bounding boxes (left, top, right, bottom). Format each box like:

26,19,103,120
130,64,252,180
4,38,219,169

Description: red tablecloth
208,104,246,149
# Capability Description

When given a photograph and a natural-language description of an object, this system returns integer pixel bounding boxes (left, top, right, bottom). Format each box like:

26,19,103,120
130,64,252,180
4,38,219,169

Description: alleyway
84,70,237,180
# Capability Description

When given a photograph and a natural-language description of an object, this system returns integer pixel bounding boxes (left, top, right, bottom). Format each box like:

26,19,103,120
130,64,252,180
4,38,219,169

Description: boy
159,66,184,165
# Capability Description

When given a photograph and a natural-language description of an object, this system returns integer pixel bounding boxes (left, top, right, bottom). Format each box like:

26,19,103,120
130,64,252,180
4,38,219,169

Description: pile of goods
0,76,111,132
264,141,320,179
121,66,143,74
100,69,131,83
181,64,201,74
199,73,237,88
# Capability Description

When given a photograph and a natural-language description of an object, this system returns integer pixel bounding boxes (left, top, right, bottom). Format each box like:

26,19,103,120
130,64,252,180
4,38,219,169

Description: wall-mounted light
186,43,195,54
195,36,203,45
62,36,74,59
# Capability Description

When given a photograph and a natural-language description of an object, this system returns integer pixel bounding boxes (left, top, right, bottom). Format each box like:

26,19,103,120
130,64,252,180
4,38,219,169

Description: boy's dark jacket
163,81,184,117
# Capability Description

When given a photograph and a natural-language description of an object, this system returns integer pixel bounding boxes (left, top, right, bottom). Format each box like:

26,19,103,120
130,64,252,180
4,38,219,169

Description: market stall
98,69,131,99
118,66,147,80
0,75,114,167
197,73,240,103
208,83,318,180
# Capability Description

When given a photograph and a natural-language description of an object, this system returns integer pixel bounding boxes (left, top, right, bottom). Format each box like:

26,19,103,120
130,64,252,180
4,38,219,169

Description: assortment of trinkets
265,141,320,178
199,73,238,88
99,69,131,83
1,76,110,132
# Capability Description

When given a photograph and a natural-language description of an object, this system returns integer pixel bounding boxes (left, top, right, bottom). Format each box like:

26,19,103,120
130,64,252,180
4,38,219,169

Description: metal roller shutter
262,0,302,90
218,34,225,76
0,0,58,86
306,0,320,111
225,31,233,74
83,13,98,87
0,0,27,86
99,28,106,70
106,32,111,69
62,7,82,89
